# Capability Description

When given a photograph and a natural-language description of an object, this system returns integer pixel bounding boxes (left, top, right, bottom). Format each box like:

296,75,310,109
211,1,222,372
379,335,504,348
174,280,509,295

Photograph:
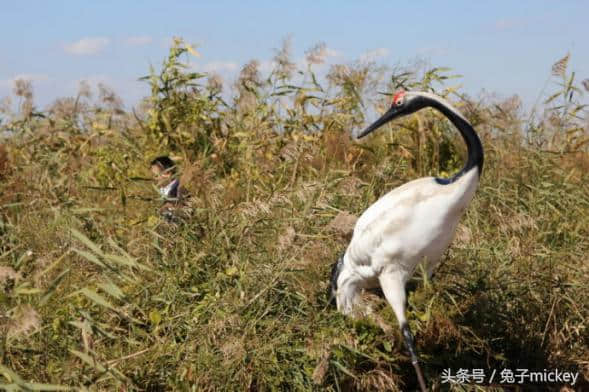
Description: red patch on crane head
392,90,406,105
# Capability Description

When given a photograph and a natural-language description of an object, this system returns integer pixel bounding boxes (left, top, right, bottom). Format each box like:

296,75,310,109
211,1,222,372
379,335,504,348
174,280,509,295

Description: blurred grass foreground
0,39,588,390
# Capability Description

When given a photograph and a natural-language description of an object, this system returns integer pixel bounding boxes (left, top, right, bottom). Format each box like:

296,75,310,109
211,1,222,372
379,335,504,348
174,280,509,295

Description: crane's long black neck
426,97,484,184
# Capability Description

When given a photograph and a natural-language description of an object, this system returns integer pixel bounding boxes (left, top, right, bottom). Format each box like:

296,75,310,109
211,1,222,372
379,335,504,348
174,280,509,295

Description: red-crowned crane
329,90,484,391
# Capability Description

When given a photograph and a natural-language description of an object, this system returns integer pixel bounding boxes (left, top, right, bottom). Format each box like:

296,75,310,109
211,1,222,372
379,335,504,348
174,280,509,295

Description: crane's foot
401,323,427,392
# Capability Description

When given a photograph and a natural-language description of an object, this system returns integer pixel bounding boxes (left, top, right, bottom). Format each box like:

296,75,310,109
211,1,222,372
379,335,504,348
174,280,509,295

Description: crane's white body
336,166,479,321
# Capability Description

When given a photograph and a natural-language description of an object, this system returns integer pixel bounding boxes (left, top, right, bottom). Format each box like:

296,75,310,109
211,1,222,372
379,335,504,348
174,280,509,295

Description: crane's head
356,90,426,139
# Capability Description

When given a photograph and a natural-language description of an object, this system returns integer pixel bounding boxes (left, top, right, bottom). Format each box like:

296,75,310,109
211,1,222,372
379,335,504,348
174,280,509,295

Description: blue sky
1,1,588,110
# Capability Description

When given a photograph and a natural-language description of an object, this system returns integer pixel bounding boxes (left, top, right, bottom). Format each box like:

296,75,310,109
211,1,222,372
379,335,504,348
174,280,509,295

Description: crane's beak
356,106,400,139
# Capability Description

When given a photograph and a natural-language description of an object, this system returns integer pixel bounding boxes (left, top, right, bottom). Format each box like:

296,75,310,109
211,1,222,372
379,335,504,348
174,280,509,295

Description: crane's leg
379,273,427,392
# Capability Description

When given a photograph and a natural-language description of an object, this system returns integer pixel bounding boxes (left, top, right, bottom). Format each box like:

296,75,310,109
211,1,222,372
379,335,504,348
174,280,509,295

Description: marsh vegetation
1,40,588,390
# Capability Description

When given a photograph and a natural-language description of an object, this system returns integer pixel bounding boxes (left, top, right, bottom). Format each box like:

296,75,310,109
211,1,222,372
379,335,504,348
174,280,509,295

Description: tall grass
0,39,588,391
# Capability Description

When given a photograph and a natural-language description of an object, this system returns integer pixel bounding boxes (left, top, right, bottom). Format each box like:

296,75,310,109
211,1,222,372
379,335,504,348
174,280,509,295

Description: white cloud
64,37,110,55
359,48,390,63
125,36,153,46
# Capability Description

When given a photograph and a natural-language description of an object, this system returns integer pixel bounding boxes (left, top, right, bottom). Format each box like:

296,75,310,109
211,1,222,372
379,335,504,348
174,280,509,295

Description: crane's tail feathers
327,255,344,307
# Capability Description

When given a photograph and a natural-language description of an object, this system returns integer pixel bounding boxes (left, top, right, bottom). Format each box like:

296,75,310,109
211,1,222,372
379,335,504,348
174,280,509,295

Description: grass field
1,40,588,391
